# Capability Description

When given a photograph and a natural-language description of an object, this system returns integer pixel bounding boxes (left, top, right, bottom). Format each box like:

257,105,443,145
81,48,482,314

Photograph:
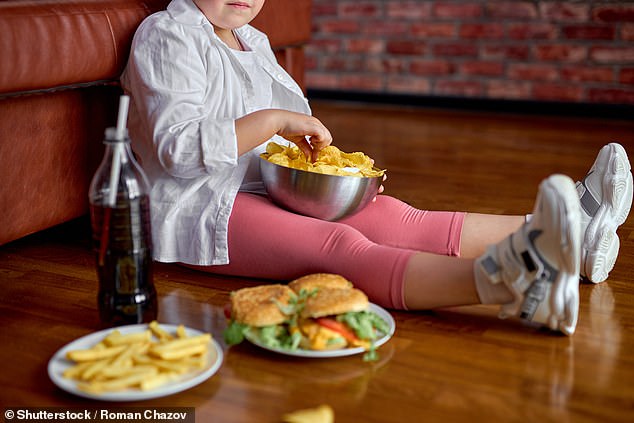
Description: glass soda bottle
89,127,157,327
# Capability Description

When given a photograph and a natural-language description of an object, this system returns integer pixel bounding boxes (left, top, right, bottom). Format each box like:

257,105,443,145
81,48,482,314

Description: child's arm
235,109,332,162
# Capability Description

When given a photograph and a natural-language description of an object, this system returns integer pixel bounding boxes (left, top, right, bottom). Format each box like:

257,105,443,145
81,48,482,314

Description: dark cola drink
90,195,157,326
89,126,157,327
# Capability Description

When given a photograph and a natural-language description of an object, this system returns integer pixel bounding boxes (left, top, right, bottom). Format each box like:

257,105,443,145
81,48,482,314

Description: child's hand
373,172,387,202
276,112,332,162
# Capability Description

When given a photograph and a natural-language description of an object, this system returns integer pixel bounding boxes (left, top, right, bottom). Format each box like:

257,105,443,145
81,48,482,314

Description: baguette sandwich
223,274,390,360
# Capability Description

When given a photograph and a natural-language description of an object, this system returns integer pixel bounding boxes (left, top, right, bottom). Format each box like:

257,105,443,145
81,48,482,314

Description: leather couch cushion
0,0,168,96
0,0,311,97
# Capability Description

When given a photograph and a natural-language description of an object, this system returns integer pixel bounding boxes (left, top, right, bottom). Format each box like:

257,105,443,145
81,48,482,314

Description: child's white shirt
231,47,274,193
121,0,311,265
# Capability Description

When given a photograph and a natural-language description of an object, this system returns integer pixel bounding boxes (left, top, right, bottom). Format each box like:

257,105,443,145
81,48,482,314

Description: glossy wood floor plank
1,100,633,422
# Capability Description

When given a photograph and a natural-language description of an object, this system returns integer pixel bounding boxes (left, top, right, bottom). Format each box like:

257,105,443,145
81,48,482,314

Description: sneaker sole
527,175,581,335
583,143,633,283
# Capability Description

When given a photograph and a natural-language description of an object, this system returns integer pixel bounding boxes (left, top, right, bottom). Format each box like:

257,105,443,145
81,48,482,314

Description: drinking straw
107,95,130,206
98,95,130,265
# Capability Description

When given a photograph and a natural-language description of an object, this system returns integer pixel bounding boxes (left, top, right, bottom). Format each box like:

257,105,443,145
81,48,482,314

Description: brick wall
306,0,634,105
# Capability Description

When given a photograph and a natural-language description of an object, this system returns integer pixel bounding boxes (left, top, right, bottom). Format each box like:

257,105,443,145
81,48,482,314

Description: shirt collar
167,0,211,27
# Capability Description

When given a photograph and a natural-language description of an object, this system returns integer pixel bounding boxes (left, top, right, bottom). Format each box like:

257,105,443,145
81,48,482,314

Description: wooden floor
1,100,633,421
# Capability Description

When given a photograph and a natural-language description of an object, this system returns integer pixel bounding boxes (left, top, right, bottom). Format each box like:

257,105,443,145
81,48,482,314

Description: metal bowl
260,157,383,221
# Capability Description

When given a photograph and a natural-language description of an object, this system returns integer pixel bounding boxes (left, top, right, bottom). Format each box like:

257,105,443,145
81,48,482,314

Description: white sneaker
476,175,581,335
577,143,633,283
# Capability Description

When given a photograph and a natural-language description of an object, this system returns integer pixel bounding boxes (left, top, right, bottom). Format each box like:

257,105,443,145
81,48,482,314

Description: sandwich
223,274,390,360
223,284,301,350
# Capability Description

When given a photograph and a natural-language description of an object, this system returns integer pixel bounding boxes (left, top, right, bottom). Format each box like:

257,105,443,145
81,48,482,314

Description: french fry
140,372,176,391
66,345,127,362
104,330,152,346
99,364,158,379
176,325,187,339
149,320,174,341
152,343,207,360
150,334,211,355
62,361,92,379
133,355,192,374
79,357,112,381
109,342,148,368
63,322,212,394
78,368,158,394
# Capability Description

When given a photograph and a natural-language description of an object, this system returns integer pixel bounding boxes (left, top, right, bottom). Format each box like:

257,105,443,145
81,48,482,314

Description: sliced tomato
315,317,359,343
223,302,232,320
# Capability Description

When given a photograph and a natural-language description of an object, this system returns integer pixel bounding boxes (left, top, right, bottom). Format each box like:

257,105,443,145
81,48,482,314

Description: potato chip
261,142,385,178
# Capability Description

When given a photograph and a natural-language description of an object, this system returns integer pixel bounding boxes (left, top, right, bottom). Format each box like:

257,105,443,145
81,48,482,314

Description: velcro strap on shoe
478,249,502,284
576,180,600,217
521,250,537,272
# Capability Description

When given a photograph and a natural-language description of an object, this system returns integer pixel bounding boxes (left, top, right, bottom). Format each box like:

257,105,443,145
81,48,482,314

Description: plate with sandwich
223,274,395,360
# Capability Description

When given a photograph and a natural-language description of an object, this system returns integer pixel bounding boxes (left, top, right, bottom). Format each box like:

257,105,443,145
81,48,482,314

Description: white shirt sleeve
124,20,239,180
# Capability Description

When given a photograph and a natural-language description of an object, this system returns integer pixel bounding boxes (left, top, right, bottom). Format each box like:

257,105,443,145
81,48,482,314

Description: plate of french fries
47,321,222,401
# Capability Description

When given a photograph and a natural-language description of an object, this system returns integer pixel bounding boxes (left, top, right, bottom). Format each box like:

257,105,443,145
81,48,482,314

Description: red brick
487,80,532,100
387,76,431,94
339,1,381,18
312,1,337,17
487,2,538,20
433,42,478,58
305,55,318,71
562,24,615,40
433,3,483,19
410,23,456,38
587,88,634,104
306,0,632,106
623,24,634,41
540,2,589,22
460,61,505,77
317,19,361,34
362,21,410,37
410,60,455,76
435,80,483,97
459,23,505,39
532,83,584,102
365,58,407,74
590,46,634,63
508,23,557,40
345,58,366,72
620,68,634,85
305,72,339,90
508,64,559,81
593,5,634,23
561,66,614,83
345,39,384,54
387,1,432,19
386,40,426,56
482,45,530,61
339,74,384,91
534,44,587,62
306,39,342,54
321,57,347,72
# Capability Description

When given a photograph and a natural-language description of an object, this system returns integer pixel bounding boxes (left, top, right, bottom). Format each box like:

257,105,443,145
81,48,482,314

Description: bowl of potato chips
260,142,385,221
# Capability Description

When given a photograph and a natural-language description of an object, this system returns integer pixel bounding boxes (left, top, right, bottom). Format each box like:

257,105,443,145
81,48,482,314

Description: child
121,0,633,335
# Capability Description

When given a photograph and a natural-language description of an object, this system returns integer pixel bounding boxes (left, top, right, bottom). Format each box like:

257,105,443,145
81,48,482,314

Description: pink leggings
209,193,465,309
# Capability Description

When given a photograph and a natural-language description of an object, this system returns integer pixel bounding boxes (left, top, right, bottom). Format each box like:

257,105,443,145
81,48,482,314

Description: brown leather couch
0,0,311,246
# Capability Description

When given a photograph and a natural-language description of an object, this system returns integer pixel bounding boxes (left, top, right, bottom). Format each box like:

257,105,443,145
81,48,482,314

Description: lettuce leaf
257,325,301,350
337,310,389,341
223,320,249,345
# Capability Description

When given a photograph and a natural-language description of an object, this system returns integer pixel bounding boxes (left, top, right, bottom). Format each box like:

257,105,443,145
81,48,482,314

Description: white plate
47,324,223,401
244,303,395,358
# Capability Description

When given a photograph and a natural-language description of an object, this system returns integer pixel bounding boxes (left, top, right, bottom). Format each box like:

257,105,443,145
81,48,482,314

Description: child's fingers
291,137,314,162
